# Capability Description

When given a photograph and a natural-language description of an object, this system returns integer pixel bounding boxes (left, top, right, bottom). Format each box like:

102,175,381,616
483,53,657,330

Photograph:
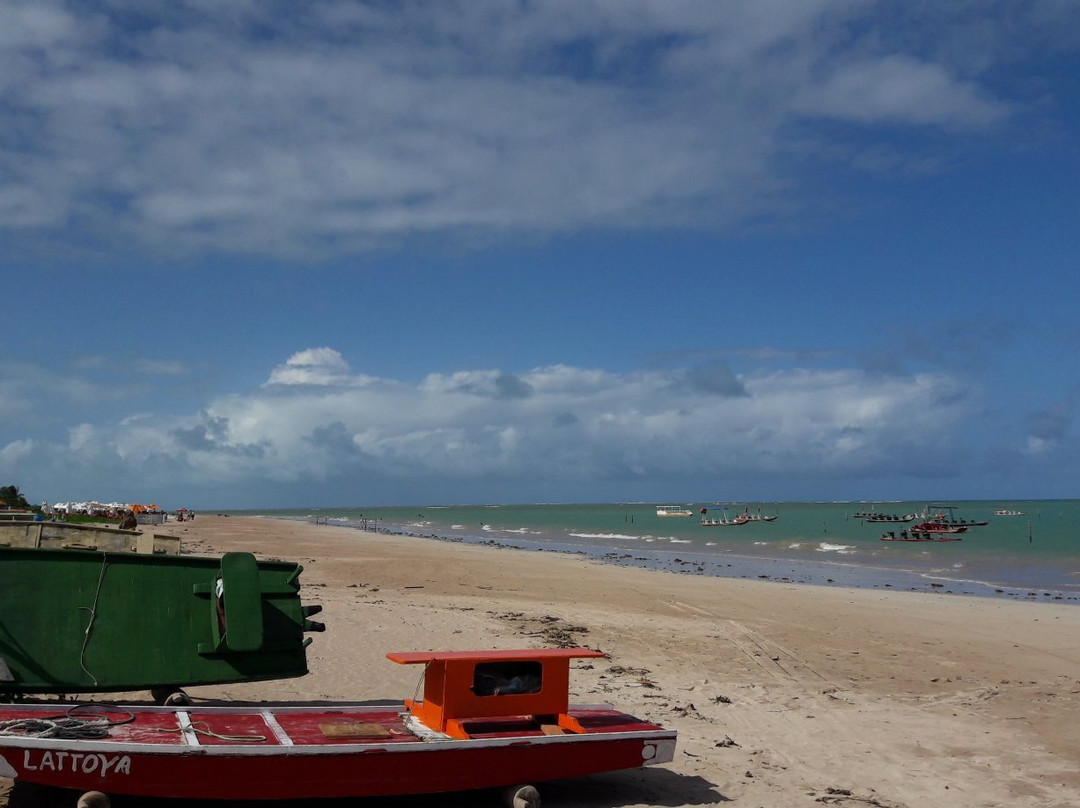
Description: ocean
230,500,1080,603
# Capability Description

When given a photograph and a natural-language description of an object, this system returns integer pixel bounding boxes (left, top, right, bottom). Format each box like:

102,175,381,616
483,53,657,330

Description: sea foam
816,542,856,554
570,532,641,541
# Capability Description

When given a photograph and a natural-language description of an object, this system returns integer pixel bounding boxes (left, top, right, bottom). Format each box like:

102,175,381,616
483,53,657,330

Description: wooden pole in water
1028,520,1033,543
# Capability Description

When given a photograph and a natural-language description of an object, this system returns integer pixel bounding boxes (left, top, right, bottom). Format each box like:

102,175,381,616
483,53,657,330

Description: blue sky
2,1,1079,510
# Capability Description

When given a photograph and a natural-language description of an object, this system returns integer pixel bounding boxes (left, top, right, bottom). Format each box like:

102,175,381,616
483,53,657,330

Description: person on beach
118,509,138,530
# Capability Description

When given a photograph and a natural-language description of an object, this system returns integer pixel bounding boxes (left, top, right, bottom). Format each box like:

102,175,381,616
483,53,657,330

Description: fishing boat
0,648,676,805
851,504,919,522
880,530,962,543
0,547,324,698
994,508,1026,517
655,505,694,517
855,512,916,523
908,521,968,535
910,505,988,534
740,507,778,523
698,507,748,527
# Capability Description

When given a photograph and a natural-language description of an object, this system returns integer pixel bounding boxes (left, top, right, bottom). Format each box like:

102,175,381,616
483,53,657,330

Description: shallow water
233,500,1080,603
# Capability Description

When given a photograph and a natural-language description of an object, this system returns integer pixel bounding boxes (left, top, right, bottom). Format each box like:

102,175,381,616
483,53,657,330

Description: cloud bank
3,347,995,505
3,0,1075,259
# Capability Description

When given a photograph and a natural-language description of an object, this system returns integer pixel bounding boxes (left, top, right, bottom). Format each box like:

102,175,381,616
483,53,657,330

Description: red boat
0,648,675,805
910,505,988,534
909,522,969,534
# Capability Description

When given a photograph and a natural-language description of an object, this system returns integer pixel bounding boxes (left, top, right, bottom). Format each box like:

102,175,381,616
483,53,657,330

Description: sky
2,1,1079,510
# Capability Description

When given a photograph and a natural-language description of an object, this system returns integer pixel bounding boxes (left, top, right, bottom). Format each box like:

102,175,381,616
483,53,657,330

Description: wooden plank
261,711,293,746
387,648,604,665
177,711,201,747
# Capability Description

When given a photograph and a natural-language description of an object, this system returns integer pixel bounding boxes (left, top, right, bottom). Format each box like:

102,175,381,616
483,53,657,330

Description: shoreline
270,514,1080,605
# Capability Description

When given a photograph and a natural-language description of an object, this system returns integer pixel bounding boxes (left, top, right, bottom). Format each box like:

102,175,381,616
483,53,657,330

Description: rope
402,714,452,741
77,554,109,686
408,660,430,708
147,721,267,743
65,704,135,726
0,716,110,739
186,721,268,744
396,660,457,741
0,704,135,739
0,706,265,744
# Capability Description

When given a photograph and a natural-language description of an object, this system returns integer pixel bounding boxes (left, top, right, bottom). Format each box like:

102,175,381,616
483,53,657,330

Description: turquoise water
231,500,1080,601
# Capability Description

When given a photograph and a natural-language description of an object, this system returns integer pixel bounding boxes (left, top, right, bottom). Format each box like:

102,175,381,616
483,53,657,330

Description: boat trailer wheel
150,687,191,706
502,784,540,808
75,791,110,808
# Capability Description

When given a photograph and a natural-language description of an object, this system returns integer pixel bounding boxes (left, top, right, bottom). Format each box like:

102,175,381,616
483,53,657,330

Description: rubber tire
76,792,110,808
502,784,540,808
151,687,191,706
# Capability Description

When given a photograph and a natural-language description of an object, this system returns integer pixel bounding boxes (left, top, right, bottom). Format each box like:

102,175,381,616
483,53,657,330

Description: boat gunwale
0,727,677,758
0,704,673,757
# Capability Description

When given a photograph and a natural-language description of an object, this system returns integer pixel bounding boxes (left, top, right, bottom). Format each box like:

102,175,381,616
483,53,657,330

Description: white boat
655,505,694,517
994,508,1026,517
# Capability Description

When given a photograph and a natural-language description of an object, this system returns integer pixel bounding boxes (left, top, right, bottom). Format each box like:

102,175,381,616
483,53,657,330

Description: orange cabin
387,648,605,739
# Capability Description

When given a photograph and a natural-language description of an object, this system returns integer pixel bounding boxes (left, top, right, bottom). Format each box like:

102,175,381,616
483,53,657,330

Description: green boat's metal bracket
193,554,325,655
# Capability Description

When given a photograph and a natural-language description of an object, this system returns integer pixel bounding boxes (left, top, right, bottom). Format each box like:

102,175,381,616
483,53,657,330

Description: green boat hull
0,547,323,693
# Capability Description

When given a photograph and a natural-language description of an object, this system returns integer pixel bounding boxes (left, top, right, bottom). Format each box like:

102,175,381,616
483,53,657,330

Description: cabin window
472,661,543,696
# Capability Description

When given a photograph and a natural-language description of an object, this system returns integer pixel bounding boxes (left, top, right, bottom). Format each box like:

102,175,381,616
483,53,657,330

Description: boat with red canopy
910,505,988,535
0,648,676,805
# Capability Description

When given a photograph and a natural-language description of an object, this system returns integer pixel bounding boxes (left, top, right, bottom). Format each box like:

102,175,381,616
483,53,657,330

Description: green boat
0,547,324,697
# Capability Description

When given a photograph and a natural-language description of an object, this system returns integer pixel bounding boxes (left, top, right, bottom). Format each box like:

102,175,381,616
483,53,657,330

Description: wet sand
4,515,1080,807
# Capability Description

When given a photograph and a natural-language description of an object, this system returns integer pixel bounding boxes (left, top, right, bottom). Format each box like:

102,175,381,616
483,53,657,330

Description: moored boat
910,505,988,534
741,507,778,523
655,505,694,517
880,530,962,543
0,648,676,804
861,513,915,523
699,507,748,527
852,506,917,523
908,521,969,534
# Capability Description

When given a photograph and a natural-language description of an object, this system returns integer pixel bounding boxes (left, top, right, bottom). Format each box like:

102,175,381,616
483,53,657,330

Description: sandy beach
4,515,1080,807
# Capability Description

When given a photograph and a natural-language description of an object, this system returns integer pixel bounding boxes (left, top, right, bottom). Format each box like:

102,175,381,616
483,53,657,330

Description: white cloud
1,0,1069,258
0,439,34,465
266,348,362,387
793,55,1010,129
1,348,979,500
